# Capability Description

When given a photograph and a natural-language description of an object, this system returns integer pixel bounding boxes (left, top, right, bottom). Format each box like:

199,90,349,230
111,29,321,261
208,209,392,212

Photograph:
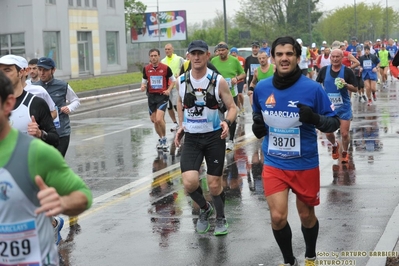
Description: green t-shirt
378,50,389,67
0,128,92,209
211,55,245,96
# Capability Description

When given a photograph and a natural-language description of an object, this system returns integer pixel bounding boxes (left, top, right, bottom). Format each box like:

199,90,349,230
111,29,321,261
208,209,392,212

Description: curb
75,85,143,114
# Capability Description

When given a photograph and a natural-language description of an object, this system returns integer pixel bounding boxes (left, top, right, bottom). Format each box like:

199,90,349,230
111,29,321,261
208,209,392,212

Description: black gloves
297,103,320,125
252,112,267,139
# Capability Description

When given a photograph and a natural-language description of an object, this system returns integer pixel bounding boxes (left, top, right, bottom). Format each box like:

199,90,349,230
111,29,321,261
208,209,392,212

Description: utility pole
354,0,358,37
157,0,161,49
223,0,228,44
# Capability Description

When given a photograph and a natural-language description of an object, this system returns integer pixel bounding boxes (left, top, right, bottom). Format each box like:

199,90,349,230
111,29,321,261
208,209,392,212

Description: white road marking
81,124,143,141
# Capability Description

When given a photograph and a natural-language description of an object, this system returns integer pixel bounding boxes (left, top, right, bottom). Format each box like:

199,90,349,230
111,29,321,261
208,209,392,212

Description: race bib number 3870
0,220,41,266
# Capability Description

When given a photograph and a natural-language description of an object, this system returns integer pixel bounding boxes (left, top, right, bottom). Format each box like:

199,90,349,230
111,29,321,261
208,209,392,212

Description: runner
248,50,275,105
141,48,176,150
244,41,260,104
358,46,380,106
229,47,246,116
211,42,245,151
161,43,184,131
316,48,358,163
34,57,80,157
0,55,59,147
252,36,339,266
354,46,368,102
377,44,390,88
174,40,237,236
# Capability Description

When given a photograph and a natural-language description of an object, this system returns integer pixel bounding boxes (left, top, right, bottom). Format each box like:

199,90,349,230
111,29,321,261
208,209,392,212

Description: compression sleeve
28,139,93,209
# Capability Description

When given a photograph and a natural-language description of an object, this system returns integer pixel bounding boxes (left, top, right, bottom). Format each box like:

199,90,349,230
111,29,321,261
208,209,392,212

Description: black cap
187,40,208,53
251,41,260,47
351,36,357,41
37,57,56,69
262,40,267,44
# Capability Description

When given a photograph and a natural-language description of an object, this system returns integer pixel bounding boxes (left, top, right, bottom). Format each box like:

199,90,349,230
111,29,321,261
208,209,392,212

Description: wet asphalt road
58,81,399,266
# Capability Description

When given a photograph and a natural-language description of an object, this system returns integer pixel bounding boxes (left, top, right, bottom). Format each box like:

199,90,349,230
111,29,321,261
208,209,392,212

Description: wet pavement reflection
58,81,399,265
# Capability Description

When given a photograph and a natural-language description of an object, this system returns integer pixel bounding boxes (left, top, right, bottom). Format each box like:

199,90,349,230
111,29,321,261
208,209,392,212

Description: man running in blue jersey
252,36,340,266
346,37,359,57
316,48,358,164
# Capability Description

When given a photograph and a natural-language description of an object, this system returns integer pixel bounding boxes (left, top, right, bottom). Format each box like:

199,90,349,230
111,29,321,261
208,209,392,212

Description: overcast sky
143,0,399,25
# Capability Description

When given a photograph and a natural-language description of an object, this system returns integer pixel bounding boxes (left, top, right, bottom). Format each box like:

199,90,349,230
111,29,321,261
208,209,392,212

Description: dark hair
28,58,38,65
271,36,302,58
149,48,160,56
364,45,370,51
0,71,14,105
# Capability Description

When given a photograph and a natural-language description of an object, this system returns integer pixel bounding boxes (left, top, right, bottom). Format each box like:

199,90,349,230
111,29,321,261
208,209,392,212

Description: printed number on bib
328,92,343,107
0,220,41,265
363,60,372,70
250,64,260,75
268,126,301,159
150,76,163,89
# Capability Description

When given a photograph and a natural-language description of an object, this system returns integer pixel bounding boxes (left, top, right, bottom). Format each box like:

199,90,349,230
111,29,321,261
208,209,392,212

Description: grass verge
68,72,142,92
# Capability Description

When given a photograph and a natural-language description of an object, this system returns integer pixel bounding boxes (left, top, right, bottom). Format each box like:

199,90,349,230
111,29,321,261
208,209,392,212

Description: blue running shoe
54,216,64,245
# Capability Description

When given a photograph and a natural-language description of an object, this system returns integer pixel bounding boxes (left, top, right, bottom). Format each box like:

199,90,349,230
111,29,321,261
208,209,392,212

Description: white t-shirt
24,83,56,111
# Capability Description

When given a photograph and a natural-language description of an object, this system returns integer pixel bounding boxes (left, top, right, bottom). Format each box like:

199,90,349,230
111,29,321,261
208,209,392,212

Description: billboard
131,10,187,43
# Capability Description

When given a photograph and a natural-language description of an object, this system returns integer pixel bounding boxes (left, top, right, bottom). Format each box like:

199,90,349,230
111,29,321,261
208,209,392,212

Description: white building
0,0,127,79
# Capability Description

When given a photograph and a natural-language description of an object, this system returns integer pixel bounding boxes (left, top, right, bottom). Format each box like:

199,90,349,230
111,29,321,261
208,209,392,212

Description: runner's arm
29,140,92,216
348,54,360,69
29,97,59,147
65,84,80,112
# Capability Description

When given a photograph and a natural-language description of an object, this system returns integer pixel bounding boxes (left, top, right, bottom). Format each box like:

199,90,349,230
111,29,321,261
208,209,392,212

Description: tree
235,0,322,45
125,0,147,30
316,3,399,43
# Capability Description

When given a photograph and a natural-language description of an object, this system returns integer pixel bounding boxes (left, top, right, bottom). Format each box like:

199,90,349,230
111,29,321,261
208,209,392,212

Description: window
92,0,97,7
107,0,115,8
85,0,89,7
0,33,25,56
68,0,73,6
106,31,119,65
43,32,62,69
46,0,56,4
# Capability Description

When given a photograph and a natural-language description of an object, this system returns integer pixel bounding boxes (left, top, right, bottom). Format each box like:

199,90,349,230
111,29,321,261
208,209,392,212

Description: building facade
0,0,127,79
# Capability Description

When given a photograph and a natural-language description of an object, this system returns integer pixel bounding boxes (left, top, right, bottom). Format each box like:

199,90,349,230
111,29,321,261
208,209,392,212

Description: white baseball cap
0,54,28,69
322,41,327,44
311,43,316,48
296,38,303,44
376,38,381,42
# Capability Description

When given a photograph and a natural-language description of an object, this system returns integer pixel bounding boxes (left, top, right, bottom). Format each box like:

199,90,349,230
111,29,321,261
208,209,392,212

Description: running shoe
373,93,377,101
367,99,372,106
362,95,367,102
226,140,234,151
331,142,339,160
196,203,213,233
341,151,349,164
170,122,179,132
279,258,299,266
305,257,316,266
358,95,362,102
161,137,169,150
214,218,229,236
53,216,64,245
156,139,163,149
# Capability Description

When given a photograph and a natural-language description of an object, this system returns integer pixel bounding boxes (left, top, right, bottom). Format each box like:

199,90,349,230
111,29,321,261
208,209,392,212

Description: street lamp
223,0,228,44
354,0,358,38
386,0,389,39
157,0,161,49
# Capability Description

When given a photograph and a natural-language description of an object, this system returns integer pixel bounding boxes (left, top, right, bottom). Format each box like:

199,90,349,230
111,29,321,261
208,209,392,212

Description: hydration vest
182,71,226,112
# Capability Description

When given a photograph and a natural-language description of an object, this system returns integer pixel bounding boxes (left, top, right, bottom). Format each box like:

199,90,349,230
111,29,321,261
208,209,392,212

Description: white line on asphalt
81,124,143,141
70,99,147,117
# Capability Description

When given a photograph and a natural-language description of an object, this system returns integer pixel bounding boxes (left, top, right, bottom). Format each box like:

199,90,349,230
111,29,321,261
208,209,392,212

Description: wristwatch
40,130,48,141
223,119,232,128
